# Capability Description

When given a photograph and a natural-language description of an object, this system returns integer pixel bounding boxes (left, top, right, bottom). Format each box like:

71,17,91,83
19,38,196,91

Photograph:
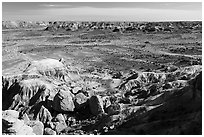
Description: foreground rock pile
2,58,202,135
2,110,44,135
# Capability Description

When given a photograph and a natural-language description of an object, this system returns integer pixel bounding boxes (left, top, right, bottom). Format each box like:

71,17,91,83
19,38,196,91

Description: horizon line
2,20,202,22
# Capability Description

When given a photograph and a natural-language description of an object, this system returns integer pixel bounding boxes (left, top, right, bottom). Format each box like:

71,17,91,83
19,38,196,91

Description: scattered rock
53,113,66,123
27,121,44,135
110,79,121,88
53,122,67,133
67,117,77,126
74,93,88,109
21,113,30,124
102,96,112,109
72,86,82,94
52,113,68,133
44,127,56,135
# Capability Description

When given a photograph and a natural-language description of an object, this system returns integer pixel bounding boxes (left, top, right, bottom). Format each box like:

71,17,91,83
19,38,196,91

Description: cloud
2,2,202,21
40,4,72,8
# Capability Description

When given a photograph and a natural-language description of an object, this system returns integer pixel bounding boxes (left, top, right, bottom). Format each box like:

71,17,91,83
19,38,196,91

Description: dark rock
105,103,121,115
162,83,172,89
147,84,159,96
112,71,123,79
102,96,112,109
31,105,52,126
89,95,104,116
112,27,120,32
72,86,82,94
118,97,131,104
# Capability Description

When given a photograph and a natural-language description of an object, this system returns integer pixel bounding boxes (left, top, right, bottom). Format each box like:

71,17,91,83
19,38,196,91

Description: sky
2,2,202,21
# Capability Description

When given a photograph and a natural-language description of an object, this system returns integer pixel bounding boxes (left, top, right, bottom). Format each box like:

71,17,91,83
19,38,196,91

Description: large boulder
89,95,104,115
53,89,75,112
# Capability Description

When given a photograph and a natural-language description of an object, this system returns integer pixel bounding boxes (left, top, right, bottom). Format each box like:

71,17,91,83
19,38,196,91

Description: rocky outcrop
34,105,52,126
23,59,68,80
120,65,202,98
104,70,202,135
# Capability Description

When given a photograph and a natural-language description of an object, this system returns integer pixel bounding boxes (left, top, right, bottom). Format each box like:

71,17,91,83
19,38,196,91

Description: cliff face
2,57,202,135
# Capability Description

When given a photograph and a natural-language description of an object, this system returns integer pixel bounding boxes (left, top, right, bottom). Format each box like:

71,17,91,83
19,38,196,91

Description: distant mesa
2,21,202,33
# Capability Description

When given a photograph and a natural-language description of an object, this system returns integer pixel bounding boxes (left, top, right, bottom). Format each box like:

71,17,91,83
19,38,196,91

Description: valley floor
2,27,202,135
